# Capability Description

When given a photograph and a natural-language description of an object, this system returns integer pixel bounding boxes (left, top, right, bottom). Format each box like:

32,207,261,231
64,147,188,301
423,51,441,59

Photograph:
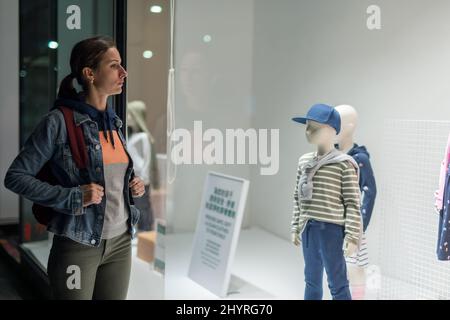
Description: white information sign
188,172,249,297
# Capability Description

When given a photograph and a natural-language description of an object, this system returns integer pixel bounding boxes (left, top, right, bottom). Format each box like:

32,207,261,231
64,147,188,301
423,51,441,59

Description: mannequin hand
291,233,301,247
435,205,442,215
343,238,358,257
130,176,145,198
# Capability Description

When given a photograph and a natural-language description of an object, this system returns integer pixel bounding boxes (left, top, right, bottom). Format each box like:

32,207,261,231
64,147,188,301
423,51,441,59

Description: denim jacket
4,108,140,247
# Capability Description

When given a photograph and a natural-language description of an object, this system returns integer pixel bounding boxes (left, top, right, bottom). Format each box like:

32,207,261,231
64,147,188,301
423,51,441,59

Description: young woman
4,36,145,300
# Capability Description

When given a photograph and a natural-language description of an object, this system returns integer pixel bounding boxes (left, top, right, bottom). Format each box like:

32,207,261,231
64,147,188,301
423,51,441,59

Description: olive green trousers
47,231,131,300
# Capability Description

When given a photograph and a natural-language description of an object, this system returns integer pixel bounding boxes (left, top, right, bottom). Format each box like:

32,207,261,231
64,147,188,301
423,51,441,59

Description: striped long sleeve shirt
291,152,362,244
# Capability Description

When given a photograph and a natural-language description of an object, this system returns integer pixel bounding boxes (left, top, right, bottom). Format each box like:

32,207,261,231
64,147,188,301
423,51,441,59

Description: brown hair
58,36,116,99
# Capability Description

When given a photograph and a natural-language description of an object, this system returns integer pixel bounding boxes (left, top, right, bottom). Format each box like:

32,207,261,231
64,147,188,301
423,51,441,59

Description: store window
165,0,450,300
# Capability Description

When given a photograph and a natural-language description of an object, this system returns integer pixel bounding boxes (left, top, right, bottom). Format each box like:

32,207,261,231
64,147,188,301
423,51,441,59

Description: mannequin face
127,112,137,130
335,105,358,143
305,120,336,146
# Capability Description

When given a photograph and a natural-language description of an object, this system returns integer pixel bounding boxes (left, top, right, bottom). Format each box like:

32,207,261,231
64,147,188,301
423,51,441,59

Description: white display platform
22,238,163,300
167,227,308,299
166,227,395,300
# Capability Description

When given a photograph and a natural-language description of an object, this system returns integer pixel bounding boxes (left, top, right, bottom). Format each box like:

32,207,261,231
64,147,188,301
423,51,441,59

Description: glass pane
19,0,57,242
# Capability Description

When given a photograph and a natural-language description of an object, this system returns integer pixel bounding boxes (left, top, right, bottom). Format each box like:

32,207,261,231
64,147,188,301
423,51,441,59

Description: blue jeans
302,220,351,300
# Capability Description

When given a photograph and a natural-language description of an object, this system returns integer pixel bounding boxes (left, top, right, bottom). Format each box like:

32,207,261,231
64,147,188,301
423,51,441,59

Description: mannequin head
127,100,148,133
306,120,337,147
335,105,358,143
292,103,340,155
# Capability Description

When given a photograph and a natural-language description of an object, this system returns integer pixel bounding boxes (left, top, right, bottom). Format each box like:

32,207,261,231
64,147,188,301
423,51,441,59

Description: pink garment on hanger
435,133,450,211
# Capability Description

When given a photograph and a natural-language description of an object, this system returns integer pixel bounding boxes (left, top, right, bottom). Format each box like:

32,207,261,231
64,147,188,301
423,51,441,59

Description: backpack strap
58,106,89,169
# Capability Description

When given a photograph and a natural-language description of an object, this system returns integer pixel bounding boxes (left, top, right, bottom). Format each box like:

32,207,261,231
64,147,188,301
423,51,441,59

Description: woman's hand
130,176,145,198
80,183,104,207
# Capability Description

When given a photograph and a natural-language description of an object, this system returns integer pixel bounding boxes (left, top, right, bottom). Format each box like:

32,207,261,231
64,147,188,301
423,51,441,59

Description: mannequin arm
343,238,358,257
291,158,302,237
435,205,442,215
291,233,301,246
342,162,362,245
357,153,377,231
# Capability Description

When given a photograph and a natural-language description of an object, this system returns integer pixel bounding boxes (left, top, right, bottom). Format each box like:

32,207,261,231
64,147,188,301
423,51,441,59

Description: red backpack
32,106,89,226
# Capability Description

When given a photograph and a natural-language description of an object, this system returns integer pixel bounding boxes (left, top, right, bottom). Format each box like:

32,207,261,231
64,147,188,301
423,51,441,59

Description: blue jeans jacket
4,108,140,247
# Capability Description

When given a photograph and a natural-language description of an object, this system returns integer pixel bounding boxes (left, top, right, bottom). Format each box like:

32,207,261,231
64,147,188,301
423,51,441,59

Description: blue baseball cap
292,103,341,134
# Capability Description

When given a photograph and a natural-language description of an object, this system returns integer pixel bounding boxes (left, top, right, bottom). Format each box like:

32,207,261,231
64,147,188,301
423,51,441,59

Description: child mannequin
291,103,362,300
335,104,377,300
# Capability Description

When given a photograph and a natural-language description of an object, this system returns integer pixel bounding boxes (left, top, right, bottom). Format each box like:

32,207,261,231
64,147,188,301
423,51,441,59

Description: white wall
0,0,19,224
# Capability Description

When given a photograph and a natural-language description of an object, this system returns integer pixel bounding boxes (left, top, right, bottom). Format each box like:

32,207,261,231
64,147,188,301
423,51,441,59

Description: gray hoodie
298,148,360,201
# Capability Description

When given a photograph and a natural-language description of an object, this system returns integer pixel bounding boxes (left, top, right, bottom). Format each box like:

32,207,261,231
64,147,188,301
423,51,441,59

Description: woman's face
93,47,128,96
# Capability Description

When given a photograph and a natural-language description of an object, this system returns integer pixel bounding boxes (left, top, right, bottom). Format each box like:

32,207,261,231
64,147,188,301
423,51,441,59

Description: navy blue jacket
337,144,377,232
348,144,377,231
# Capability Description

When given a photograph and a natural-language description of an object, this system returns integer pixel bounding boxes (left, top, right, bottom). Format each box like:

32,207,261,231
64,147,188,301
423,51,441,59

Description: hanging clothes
437,163,450,260
435,133,450,260
435,133,450,212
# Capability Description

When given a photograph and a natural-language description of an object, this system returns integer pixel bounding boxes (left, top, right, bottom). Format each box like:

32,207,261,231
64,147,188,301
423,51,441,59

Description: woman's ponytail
57,73,78,99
